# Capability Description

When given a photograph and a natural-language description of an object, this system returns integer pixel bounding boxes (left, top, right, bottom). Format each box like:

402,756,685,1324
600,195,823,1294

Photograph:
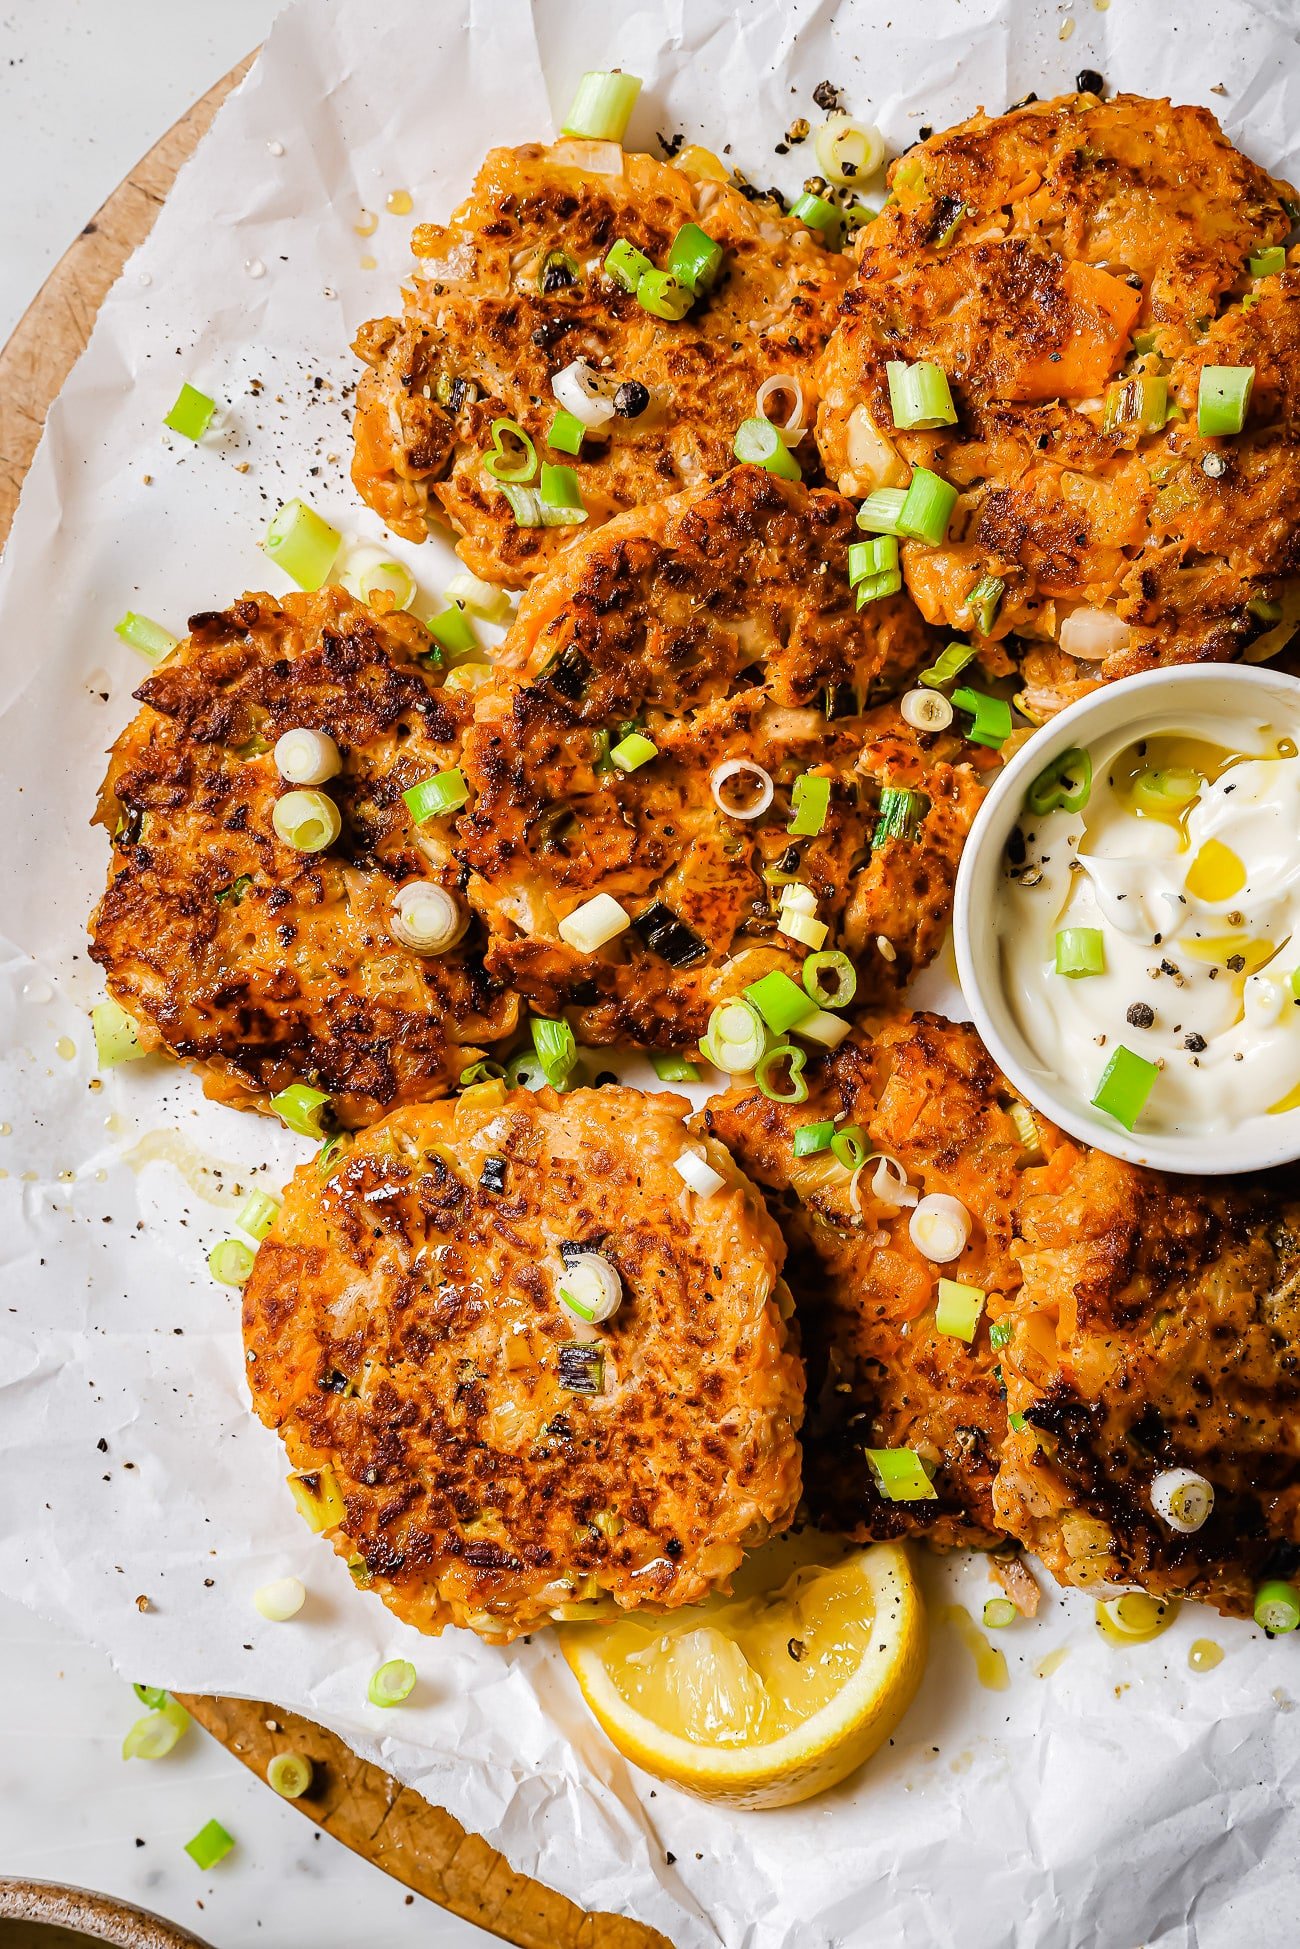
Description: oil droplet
21,1171,38,1183
58,1170,75,1184
267,139,286,157
1189,1638,1224,1672
354,208,379,237
0,1123,11,1137
360,254,378,272
95,1169,107,1183
55,1037,76,1062
1186,837,1247,903
1059,15,1076,39
245,258,266,280
1035,1646,1070,1679
23,977,53,1004
1095,1593,1179,1645
121,1130,243,1209
139,271,153,288
0,1169,9,1180
1094,0,1110,10
385,189,413,216
940,1605,1010,1690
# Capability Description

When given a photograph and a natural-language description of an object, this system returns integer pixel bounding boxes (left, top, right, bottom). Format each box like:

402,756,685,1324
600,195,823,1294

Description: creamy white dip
999,711,1300,1137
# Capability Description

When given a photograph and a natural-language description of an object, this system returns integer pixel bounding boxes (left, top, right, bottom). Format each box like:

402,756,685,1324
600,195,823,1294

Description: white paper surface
2,2,1300,1943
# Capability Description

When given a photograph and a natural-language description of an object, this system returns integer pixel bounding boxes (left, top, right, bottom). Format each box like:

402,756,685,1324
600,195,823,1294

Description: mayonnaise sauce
999,712,1300,1137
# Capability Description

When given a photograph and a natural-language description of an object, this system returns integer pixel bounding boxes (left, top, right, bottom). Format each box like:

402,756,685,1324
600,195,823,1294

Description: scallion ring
674,1148,728,1198
900,687,954,732
122,1700,190,1762
253,1576,306,1622
754,1043,809,1104
871,1155,918,1208
813,115,885,187
272,788,342,853
556,1252,623,1326
700,998,768,1075
358,559,417,611
482,417,538,483
267,1752,313,1800
552,357,616,428
208,1239,255,1287
802,951,857,1008
755,374,806,446
389,882,467,956
367,1659,417,1707
831,1124,870,1171
733,415,802,481
274,728,341,786
1150,1468,1215,1535
710,759,774,820
908,1191,971,1262
1026,746,1092,816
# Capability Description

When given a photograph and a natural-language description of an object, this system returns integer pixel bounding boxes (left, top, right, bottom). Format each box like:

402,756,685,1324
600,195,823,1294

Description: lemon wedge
558,1533,926,1809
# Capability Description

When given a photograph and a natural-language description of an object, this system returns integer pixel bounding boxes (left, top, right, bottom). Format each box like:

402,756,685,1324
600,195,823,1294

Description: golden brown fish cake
816,92,1299,713
702,1013,1033,1550
241,1084,803,1642
996,1143,1300,1619
456,467,991,1048
351,139,849,586
89,588,517,1128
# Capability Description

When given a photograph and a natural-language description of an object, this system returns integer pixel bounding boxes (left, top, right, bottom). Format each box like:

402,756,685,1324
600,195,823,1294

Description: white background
0,3,490,1941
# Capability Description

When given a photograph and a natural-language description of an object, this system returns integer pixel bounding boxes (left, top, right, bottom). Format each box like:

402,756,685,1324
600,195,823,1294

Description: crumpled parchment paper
2,2,1300,1943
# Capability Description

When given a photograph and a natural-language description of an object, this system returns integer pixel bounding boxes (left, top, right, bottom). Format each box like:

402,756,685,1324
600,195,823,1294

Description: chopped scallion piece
745,969,816,1034
403,767,469,821
208,1238,255,1287
865,1448,937,1502
796,1007,852,1050
91,998,146,1067
133,1684,168,1710
754,1043,809,1104
856,488,906,535
1254,1579,1300,1635
122,1700,190,1762
236,1190,280,1242
531,1014,578,1089
830,1125,869,1170
558,1340,607,1393
989,1318,1013,1350
287,1465,345,1532
855,567,903,606
267,1752,313,1800
802,950,857,1009
540,461,586,516
667,221,722,294
733,415,801,480
164,383,216,442
700,998,769,1075
778,906,827,949
1009,1411,1027,1432
270,1082,331,1138
951,686,1012,748
1103,373,1168,434
651,1052,702,1083
114,611,177,662
898,467,959,546
1249,244,1286,279
1027,746,1093,815
793,1120,835,1157
919,640,977,689
789,191,845,248
610,731,658,772
557,891,630,954
1090,1044,1158,1129
184,1818,235,1870
561,70,642,144
965,572,1005,635
788,772,831,835
263,499,341,592
483,417,538,483
426,603,478,659
367,1658,417,1707
935,1277,986,1342
548,409,586,455
848,534,899,585
447,572,513,625
637,269,693,321
604,237,655,291
885,359,958,430
873,785,927,844
1055,927,1105,978
983,1598,1019,1629
1197,364,1254,437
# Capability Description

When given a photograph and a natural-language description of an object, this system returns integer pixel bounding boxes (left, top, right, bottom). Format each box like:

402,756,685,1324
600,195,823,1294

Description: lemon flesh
559,1533,926,1808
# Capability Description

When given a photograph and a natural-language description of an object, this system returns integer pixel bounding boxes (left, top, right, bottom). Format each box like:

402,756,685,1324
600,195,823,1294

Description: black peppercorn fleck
1184,1032,1208,1052
613,380,650,419
1126,1002,1155,1029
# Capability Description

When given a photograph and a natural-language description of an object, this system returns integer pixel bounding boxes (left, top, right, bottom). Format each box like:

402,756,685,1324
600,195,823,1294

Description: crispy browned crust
816,92,1299,707
350,141,849,585
242,1086,803,1641
454,467,989,1046
88,588,518,1128
997,1145,1300,1617
702,1013,1028,1550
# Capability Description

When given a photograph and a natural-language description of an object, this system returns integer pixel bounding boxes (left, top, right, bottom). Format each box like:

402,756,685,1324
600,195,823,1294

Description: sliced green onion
1027,746,1093,815
505,1048,548,1090
754,1043,809,1104
215,874,253,908
983,1598,1019,1629
164,383,216,442
667,221,722,294
548,409,586,456
788,772,831,835
637,269,693,322
814,116,885,187
885,360,958,430
114,611,177,662
92,998,146,1066
253,1576,306,1621
951,686,1012,748
236,1189,280,1241
856,489,907,535
1131,766,1202,815
427,604,478,659
531,1014,578,1088
498,482,581,528
184,1819,235,1870
652,1053,702,1082
267,1752,313,1800
133,1684,168,1710
1008,1101,1043,1161
558,1341,606,1393
316,1133,348,1177
898,467,959,546
287,1465,345,1533
965,573,1005,635
1103,374,1168,434
447,572,513,625
208,1238,255,1287
483,417,538,483
604,237,654,291
802,950,857,1009
831,1125,870,1171
873,785,927,844
610,731,658,772
270,1082,330,1138
745,969,816,1034
919,641,977,689
865,1448,937,1503
796,1007,852,1050
1197,365,1254,437
1055,927,1105,978
561,70,642,143
1249,244,1286,278
793,1120,835,1157
1009,1411,1027,1433
1254,1580,1300,1635
856,567,903,607
367,1658,417,1707
540,462,586,517
356,559,417,611
849,534,899,585
789,191,845,248
935,1277,986,1342
123,1700,190,1762
733,416,802,480
700,998,768,1075
1090,1044,1158,1130
404,767,469,821
272,788,341,853
460,1059,507,1087
263,499,341,592
930,199,967,249
275,728,341,786
989,1318,1014,1350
